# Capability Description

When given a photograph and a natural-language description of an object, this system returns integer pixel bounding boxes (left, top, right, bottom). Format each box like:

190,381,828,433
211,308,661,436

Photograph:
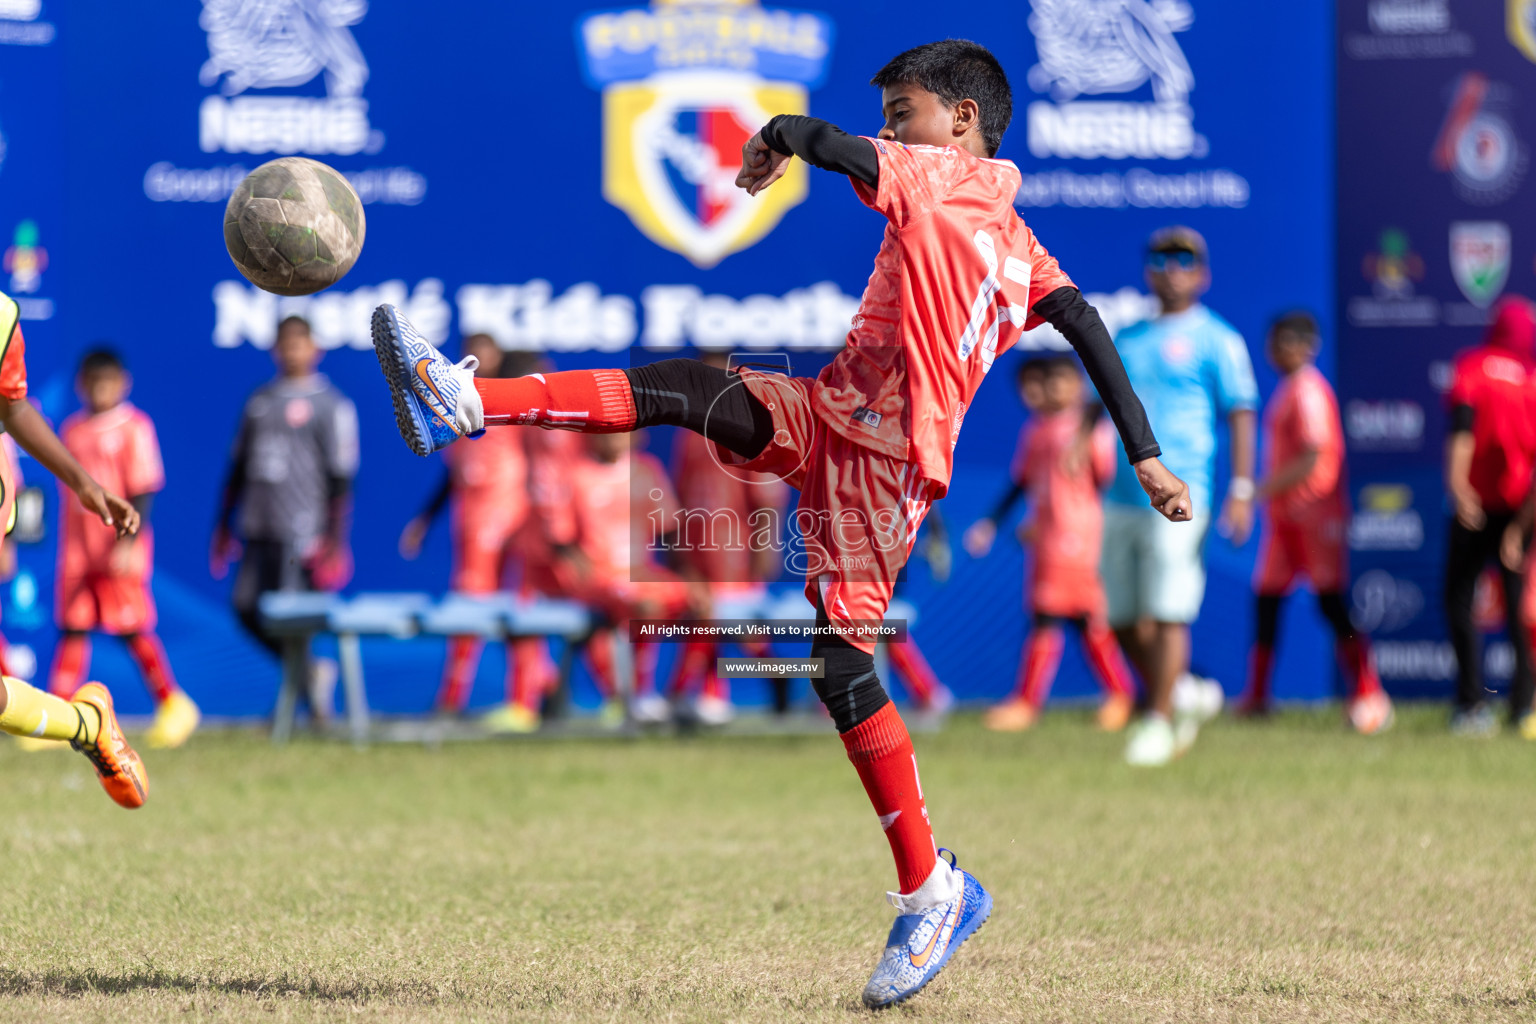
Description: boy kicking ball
0,293,147,807
369,40,1188,1007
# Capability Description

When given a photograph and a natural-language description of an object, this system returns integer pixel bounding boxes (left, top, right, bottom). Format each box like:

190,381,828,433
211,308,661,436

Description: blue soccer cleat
370,303,483,456
862,849,992,1009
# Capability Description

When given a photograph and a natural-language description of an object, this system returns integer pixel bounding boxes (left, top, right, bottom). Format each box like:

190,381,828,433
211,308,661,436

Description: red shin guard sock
633,641,658,696
840,702,938,894
475,369,636,432
1242,643,1275,707
126,633,180,704
887,641,939,704
507,637,552,710
1082,621,1135,698
436,636,482,711
48,633,91,698
585,631,617,698
1338,637,1381,698
1015,626,1065,708
667,641,713,698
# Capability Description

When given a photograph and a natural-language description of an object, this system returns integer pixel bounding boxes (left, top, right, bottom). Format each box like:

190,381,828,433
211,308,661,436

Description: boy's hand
79,483,139,539
1453,488,1485,531
736,132,792,196
1502,519,1526,572
1219,494,1253,546
399,516,428,560
1134,458,1192,522
963,519,996,558
209,525,241,579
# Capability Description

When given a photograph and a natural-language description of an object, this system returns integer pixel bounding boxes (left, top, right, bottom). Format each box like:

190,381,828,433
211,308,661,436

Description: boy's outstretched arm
1030,287,1191,522
736,115,877,195
0,396,138,537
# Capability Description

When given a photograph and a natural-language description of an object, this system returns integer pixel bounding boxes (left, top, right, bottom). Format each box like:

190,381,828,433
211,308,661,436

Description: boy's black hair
1269,310,1320,344
870,39,1012,156
1018,353,1077,379
78,347,124,376
1016,356,1048,384
277,314,311,337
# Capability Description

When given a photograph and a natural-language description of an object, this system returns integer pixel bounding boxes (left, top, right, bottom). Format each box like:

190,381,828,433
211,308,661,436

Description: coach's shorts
1100,503,1210,627
57,570,155,634
722,371,936,654
1254,514,1346,595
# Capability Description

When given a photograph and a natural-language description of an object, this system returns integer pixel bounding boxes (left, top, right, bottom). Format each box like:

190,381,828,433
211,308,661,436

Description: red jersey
59,403,164,571
1262,364,1346,521
671,429,788,585
1448,300,1536,512
445,424,528,538
0,317,28,401
1012,411,1115,573
812,140,1073,494
558,450,679,577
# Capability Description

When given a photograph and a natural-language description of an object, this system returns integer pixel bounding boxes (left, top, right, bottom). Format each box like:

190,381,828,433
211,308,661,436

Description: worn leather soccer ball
223,157,366,296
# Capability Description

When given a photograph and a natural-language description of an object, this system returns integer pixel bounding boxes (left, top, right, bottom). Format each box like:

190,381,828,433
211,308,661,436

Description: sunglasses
1147,250,1201,271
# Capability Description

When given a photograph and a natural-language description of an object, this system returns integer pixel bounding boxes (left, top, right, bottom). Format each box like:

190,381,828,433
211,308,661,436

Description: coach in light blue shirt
1105,226,1258,767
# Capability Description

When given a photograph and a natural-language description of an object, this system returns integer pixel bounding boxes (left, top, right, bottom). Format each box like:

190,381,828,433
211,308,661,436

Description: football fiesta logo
577,0,834,268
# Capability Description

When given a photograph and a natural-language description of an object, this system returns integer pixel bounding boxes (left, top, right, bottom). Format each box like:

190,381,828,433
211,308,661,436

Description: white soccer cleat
370,304,484,456
693,693,734,726
862,851,992,1009
1124,714,1176,767
630,693,671,725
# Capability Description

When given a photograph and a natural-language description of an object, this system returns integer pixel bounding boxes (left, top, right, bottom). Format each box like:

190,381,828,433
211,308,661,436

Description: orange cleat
69,683,148,809
1096,693,1134,732
984,698,1039,732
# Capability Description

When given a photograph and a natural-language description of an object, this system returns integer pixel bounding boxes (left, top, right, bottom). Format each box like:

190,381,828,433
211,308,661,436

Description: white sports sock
450,358,484,434
887,856,961,914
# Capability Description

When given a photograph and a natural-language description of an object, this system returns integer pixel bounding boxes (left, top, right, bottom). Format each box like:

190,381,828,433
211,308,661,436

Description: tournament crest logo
577,0,834,268
1449,221,1510,309
1510,0,1536,62
1432,72,1527,205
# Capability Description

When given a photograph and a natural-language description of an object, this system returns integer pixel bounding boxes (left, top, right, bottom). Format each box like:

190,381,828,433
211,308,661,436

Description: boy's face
1268,329,1315,374
463,336,502,377
79,367,128,414
273,328,320,378
1040,363,1082,412
1145,249,1209,308
1018,370,1045,412
588,431,630,463
878,84,978,151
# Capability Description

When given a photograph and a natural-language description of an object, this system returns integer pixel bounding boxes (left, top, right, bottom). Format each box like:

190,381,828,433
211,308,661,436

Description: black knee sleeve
624,359,775,460
1316,592,1356,641
810,634,890,733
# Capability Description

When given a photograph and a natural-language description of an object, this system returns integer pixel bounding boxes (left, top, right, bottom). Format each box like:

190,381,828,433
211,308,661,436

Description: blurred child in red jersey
400,338,555,732
51,349,199,748
966,356,1135,732
1234,312,1392,733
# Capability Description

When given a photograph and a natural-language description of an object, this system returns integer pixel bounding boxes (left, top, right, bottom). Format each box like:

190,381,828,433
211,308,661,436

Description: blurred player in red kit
400,336,555,733
370,40,1186,1006
967,356,1136,732
1233,313,1392,733
50,349,200,749
0,294,148,808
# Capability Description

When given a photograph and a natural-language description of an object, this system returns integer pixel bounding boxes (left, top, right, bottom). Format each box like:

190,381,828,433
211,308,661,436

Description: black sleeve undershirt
986,482,1025,524
1451,403,1474,433
758,115,878,187
1030,286,1161,464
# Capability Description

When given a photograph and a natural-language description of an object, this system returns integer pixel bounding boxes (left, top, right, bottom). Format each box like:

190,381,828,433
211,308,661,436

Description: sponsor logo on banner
198,0,383,156
1347,228,1437,327
1351,569,1424,633
576,0,834,268
1432,72,1527,205
1345,400,1424,451
1343,0,1471,60
3,220,46,294
0,0,55,46
1349,484,1424,551
1449,221,1510,309
1510,0,1536,62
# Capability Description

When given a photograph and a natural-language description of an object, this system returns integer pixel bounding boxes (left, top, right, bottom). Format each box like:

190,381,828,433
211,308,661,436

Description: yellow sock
0,677,93,743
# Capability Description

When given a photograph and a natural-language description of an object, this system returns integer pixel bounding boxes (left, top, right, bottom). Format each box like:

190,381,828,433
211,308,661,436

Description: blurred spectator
968,356,1135,733
1235,313,1392,733
50,348,200,748
1104,227,1258,766
1444,297,1536,736
211,316,358,718
400,338,556,732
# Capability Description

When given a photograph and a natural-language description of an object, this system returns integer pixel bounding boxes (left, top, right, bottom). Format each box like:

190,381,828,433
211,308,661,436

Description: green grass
1,707,1534,1022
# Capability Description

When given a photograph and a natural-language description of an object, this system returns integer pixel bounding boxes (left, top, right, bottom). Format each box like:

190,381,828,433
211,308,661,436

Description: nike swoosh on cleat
414,359,462,434
908,891,963,969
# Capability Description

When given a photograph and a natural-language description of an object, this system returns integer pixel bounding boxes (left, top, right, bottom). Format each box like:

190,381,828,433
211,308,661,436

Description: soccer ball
222,157,366,296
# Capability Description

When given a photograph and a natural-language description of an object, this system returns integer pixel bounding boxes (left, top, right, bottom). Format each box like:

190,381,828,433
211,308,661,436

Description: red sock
667,640,712,698
1082,621,1135,698
633,641,658,696
507,637,553,710
887,640,939,705
436,636,481,711
1338,637,1381,698
1014,626,1065,708
48,633,91,698
585,631,616,698
1242,643,1274,708
840,702,937,894
126,633,180,703
475,370,635,431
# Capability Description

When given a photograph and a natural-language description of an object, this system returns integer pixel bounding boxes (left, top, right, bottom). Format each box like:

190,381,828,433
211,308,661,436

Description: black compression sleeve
1451,403,1474,433
759,115,879,187
417,473,452,525
986,482,1025,524
1031,286,1161,464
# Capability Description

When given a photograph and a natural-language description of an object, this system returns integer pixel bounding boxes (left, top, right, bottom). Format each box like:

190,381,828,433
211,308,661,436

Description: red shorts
1030,562,1106,621
57,570,155,633
1254,514,1346,594
724,372,936,654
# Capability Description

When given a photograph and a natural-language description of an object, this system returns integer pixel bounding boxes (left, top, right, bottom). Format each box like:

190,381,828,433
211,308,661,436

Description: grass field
1,706,1534,1023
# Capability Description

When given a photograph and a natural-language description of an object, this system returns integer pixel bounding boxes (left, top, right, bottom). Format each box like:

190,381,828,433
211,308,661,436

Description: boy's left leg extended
0,675,147,808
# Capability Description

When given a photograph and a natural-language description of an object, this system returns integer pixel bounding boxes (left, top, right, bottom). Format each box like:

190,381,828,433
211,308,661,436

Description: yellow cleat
482,702,539,735
1519,713,1536,741
146,691,201,749
984,698,1039,732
